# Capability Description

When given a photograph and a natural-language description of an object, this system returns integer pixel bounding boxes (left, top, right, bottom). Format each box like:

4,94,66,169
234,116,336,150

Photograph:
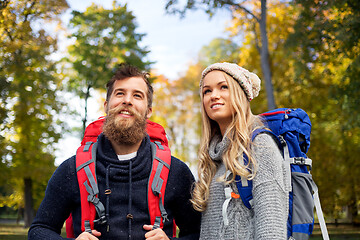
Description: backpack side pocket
292,172,314,224
290,172,315,239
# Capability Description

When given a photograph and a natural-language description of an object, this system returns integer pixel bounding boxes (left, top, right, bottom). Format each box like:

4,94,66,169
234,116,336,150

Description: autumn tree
231,0,360,222
165,0,285,110
286,0,360,223
161,1,358,223
65,1,151,134
227,1,352,221
0,0,68,227
151,38,240,165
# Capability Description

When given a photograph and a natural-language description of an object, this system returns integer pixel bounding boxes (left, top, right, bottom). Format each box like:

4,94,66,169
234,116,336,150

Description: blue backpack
235,108,329,240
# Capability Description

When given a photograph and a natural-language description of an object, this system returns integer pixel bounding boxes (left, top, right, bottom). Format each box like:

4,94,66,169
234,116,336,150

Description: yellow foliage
150,64,203,166
0,192,23,209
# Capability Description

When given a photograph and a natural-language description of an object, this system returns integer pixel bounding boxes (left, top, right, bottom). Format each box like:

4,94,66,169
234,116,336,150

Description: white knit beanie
200,62,261,101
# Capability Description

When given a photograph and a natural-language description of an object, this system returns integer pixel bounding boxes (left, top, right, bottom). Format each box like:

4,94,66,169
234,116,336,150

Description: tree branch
252,22,261,53
23,0,37,22
0,0,9,10
4,27,14,42
221,0,260,23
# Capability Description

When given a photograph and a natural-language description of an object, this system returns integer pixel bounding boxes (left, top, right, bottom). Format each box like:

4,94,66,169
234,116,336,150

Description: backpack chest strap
222,170,249,226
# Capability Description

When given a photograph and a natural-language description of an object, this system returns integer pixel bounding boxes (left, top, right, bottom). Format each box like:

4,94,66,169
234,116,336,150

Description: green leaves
64,2,151,132
66,2,150,91
198,38,240,66
160,0,360,222
0,0,68,226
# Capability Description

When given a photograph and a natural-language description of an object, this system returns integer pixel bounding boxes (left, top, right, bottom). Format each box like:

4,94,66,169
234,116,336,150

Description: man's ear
146,107,152,119
104,101,108,114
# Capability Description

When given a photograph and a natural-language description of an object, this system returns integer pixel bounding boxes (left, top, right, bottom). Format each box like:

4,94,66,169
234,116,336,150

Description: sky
64,0,231,80
54,0,231,165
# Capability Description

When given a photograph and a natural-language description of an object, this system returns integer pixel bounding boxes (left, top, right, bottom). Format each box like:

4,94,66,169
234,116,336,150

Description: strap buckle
93,215,107,225
278,135,287,147
293,157,306,165
87,194,99,204
161,212,169,223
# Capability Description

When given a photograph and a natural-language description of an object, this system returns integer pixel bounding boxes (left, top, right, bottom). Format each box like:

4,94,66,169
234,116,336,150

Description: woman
192,62,289,239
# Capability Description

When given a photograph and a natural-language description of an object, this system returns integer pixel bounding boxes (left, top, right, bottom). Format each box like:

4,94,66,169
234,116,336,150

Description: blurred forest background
1,0,359,230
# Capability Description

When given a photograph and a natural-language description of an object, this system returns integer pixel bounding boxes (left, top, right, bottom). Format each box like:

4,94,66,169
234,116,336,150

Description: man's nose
122,93,133,105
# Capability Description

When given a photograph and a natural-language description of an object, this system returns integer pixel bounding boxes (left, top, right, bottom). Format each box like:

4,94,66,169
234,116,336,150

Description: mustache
107,105,142,118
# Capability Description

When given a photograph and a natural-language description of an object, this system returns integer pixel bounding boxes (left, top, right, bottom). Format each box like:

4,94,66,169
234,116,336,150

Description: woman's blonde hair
191,71,263,212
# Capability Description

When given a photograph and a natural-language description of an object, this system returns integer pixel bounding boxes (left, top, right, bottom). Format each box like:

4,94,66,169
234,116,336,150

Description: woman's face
202,70,234,134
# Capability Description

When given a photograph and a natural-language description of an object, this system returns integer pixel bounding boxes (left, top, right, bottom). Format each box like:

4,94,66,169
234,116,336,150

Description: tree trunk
82,84,91,136
345,198,358,224
348,200,358,224
260,0,276,110
24,177,34,228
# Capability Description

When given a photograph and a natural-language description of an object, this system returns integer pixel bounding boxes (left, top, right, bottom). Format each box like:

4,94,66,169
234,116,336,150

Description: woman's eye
221,85,228,90
203,89,211,95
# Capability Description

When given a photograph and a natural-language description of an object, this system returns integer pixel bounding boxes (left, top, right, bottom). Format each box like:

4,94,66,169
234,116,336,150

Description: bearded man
28,64,201,240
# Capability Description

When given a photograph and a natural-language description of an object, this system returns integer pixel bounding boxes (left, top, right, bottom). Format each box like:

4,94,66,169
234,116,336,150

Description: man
28,64,201,239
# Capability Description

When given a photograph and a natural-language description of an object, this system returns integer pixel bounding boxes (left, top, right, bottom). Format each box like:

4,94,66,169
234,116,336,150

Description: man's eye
134,93,143,98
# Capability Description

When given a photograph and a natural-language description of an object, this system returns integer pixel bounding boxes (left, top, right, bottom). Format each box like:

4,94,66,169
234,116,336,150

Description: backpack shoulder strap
252,128,283,153
148,141,172,231
235,128,284,211
75,141,106,233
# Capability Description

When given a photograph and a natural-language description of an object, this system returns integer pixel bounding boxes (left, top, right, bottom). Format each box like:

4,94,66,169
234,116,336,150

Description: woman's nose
210,89,220,100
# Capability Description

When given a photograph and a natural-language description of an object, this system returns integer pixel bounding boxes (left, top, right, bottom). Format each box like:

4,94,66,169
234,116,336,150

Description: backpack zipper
261,108,292,119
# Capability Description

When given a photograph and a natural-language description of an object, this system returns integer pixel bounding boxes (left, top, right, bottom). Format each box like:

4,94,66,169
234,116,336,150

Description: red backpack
65,117,176,237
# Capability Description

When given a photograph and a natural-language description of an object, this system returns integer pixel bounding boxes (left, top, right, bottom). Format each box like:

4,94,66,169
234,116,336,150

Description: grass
0,222,67,240
0,222,359,239
310,223,360,239
0,223,28,240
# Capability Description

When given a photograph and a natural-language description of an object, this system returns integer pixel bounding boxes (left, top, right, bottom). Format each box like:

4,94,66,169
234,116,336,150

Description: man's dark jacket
28,133,201,239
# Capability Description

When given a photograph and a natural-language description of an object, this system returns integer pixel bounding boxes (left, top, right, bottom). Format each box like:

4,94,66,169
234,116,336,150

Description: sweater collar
96,133,152,181
208,133,230,162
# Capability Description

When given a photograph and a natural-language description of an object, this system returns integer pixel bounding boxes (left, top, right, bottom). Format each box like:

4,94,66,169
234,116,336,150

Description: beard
102,105,147,146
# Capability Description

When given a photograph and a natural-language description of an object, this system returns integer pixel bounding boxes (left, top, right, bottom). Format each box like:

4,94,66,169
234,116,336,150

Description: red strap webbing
260,110,286,116
148,142,172,230
76,142,97,233
173,219,177,238
65,214,74,238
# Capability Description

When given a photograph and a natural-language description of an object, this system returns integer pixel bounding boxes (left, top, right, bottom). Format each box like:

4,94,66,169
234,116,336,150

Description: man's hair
106,63,153,108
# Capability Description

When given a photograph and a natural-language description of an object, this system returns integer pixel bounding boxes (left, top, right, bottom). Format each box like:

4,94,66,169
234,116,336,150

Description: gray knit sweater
200,134,289,240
